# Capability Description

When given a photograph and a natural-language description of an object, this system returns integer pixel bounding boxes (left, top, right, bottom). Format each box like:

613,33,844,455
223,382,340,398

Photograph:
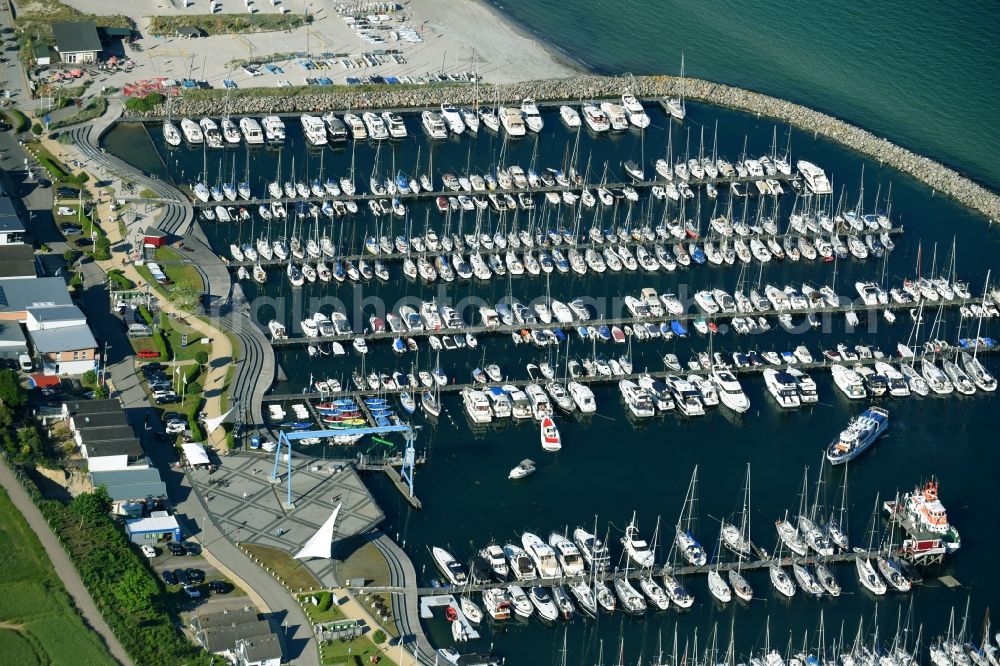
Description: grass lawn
320,634,395,666
153,246,204,291
298,594,346,624
0,487,116,665
338,543,397,637
243,544,321,591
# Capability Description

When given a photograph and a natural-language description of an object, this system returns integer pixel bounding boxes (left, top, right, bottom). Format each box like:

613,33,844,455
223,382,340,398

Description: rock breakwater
136,75,999,220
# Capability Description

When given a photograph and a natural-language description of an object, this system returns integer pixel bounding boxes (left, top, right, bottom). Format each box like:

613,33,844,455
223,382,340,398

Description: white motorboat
380,111,407,138
479,544,509,579
343,113,366,140
180,117,204,143
581,105,610,132
300,114,328,146
540,415,561,451
548,533,585,576
521,98,543,132
599,101,628,130
797,160,833,195
573,527,610,573
761,369,800,408
462,388,492,424
559,105,581,127
622,93,650,128
567,382,596,413
831,364,868,399
239,116,264,144
481,588,510,620
260,115,285,142
421,110,448,139
499,106,526,137
506,584,533,618
361,111,389,140
664,375,705,416
528,586,560,622
522,532,561,579
503,544,536,582
432,546,468,586
440,104,466,134
619,379,655,417
711,368,750,413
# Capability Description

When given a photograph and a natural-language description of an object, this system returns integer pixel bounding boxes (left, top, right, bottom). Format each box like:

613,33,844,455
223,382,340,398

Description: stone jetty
138,75,1000,221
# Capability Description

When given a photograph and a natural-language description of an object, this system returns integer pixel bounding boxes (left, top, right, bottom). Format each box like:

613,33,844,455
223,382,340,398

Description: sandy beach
60,0,580,92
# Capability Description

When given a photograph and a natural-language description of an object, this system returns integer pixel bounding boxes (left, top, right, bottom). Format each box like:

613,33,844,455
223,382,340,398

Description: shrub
81,370,98,388
63,249,78,264
136,305,153,326
107,270,135,290
195,350,208,365
124,93,165,114
93,236,111,260
372,629,386,645
4,108,29,132
315,591,332,612
30,122,42,135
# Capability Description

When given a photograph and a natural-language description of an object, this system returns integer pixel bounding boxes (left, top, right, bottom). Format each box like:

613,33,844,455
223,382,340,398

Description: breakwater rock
137,75,1000,221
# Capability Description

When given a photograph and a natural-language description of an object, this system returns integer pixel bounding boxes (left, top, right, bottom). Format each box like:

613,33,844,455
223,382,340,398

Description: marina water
105,100,1000,663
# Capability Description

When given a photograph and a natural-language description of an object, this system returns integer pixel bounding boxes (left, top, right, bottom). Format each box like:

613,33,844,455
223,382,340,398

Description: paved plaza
188,451,384,586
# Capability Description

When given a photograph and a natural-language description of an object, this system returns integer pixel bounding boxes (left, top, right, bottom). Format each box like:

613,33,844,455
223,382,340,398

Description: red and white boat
540,416,561,451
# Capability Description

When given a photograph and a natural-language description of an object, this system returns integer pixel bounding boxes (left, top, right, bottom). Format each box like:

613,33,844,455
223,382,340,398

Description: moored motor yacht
522,532,561,579
621,93,650,128
432,546,468,586
548,533,585,576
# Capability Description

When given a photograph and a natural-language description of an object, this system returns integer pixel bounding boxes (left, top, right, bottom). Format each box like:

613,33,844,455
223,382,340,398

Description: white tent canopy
181,441,210,466
294,504,341,561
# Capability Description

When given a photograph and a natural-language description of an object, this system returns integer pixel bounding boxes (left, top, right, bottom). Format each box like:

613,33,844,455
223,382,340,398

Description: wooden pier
261,344,992,403
185,170,796,210
223,225,904,270
347,546,895,597
266,292,978,349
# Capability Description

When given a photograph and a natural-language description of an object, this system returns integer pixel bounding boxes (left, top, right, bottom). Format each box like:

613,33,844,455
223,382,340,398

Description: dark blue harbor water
105,103,1000,663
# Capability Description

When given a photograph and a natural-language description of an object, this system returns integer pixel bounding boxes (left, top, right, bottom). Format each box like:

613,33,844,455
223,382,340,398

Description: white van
18,354,32,372
128,323,152,338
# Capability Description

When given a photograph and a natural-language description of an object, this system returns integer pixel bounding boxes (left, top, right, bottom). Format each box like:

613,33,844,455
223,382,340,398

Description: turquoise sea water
491,0,1000,192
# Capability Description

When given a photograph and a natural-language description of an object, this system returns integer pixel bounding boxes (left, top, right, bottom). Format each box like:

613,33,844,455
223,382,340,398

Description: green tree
93,236,111,261
372,629,386,645
169,280,202,313
63,248,78,263
113,565,159,612
195,350,208,365
93,384,109,399
69,487,112,523
81,369,98,387
30,122,42,135
0,369,25,409
16,426,45,460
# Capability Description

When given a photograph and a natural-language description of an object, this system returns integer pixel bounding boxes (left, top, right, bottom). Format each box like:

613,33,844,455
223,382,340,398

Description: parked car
185,568,205,584
182,584,201,598
140,544,157,558
182,541,201,555
57,186,80,198
208,580,232,594
61,225,83,236
162,570,178,585
174,568,189,584
167,542,186,556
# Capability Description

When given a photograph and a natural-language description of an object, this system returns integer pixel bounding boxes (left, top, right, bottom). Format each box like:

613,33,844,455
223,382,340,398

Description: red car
137,349,160,359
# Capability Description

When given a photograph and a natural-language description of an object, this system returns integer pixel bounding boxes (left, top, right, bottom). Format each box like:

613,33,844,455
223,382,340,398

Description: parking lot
146,539,245,609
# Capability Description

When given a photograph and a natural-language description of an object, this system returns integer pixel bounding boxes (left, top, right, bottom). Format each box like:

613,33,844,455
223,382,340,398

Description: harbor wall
136,75,1000,221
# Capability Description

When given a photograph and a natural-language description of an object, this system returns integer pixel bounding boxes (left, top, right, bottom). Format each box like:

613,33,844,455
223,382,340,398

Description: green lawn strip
297,593,346,624
148,13,309,36
53,203,105,240
153,246,205,291
320,634,395,666
242,544,322,591
0,487,117,665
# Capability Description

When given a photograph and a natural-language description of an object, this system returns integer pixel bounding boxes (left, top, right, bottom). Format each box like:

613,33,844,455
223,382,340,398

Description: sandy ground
61,0,579,97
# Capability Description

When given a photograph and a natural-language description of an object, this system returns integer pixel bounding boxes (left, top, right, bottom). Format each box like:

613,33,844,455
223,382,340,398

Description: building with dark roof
189,607,281,664
70,411,127,432
52,22,102,64
62,398,122,417
0,246,38,279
